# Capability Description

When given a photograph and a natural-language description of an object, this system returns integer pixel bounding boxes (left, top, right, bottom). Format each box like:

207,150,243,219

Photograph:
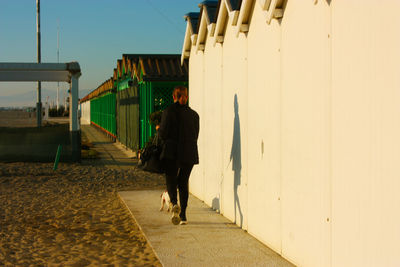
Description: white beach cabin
182,0,400,266
80,97,91,125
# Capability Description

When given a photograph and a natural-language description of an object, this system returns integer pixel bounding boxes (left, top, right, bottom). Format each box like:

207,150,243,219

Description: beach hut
114,60,139,151
183,0,400,266
115,54,188,151
88,78,116,139
79,94,91,125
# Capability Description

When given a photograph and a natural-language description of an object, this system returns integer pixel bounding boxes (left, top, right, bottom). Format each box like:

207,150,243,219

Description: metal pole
36,0,42,127
57,19,60,111
70,75,81,162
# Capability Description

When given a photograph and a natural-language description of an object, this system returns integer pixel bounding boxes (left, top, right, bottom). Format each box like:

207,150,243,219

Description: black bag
142,133,164,173
141,144,157,163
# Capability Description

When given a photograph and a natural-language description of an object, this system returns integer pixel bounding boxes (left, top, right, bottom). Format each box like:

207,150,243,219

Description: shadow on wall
230,94,243,227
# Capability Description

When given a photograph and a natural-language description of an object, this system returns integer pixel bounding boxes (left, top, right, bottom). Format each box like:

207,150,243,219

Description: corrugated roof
80,77,114,103
184,12,200,34
229,0,243,10
82,55,188,102
214,0,242,26
200,0,218,5
198,0,219,33
113,68,117,81
117,60,123,78
204,1,219,23
80,94,90,103
181,0,286,61
122,54,188,82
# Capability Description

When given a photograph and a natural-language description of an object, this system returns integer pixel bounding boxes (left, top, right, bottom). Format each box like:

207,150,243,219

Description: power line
145,0,184,34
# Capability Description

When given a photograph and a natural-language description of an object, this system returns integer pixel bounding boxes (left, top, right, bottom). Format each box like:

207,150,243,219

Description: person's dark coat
158,102,180,160
177,105,199,165
159,102,199,165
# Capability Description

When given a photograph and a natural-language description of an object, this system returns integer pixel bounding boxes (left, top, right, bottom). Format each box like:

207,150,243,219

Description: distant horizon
0,0,201,105
0,87,91,108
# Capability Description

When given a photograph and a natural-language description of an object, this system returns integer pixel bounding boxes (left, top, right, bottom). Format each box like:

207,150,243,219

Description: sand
0,161,165,266
0,110,38,127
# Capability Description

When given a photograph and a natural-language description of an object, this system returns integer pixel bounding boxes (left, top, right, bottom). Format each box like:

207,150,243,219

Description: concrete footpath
119,190,294,267
81,124,136,169
81,124,294,266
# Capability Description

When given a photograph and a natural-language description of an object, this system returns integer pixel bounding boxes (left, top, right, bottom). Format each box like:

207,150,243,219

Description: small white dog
160,191,172,212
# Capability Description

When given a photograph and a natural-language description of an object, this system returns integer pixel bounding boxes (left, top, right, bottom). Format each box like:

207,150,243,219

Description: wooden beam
191,34,198,46
274,8,283,19
223,0,233,12
240,24,249,32
196,12,208,52
258,0,271,10
213,0,228,45
207,23,216,37
216,35,224,43
230,10,239,26
181,22,192,63
266,0,278,24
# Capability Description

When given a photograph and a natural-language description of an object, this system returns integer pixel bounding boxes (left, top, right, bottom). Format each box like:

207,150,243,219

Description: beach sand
0,110,38,128
0,161,164,266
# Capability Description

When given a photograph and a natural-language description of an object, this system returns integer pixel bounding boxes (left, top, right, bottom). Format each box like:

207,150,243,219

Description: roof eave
213,1,229,45
181,22,192,64
196,9,209,53
235,0,254,37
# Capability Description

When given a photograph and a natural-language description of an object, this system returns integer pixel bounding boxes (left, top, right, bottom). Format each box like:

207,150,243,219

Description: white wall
186,0,400,266
188,46,205,200
331,1,400,266
280,1,331,266
247,3,282,254
80,100,90,125
220,18,249,229
202,37,224,210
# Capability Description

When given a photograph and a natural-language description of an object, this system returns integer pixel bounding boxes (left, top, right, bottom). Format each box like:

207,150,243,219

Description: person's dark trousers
177,163,193,220
164,159,179,205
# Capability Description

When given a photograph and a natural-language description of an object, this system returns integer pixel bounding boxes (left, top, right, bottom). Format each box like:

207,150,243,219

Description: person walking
158,86,199,225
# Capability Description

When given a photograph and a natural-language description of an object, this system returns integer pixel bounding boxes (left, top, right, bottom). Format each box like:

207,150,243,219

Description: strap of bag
154,131,159,146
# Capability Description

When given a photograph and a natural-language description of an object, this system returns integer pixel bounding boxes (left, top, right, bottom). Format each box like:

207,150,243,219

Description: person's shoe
179,214,187,225
171,204,181,225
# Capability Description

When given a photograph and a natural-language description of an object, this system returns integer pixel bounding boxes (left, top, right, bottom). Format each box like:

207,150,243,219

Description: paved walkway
81,124,294,267
119,191,294,267
81,124,137,169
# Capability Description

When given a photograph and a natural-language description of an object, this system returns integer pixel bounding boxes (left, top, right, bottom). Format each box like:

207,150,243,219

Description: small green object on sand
53,144,62,170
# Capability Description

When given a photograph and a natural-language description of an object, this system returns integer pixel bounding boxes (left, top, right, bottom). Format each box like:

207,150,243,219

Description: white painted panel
203,39,223,210
247,5,282,253
80,101,91,125
331,1,400,266
280,1,331,266
189,49,205,200
220,23,248,229
186,1,400,266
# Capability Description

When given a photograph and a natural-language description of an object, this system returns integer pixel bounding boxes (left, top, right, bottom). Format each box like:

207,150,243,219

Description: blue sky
0,0,200,105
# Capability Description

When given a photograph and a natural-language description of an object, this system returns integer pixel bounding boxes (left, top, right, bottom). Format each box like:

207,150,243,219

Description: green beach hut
115,54,188,151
